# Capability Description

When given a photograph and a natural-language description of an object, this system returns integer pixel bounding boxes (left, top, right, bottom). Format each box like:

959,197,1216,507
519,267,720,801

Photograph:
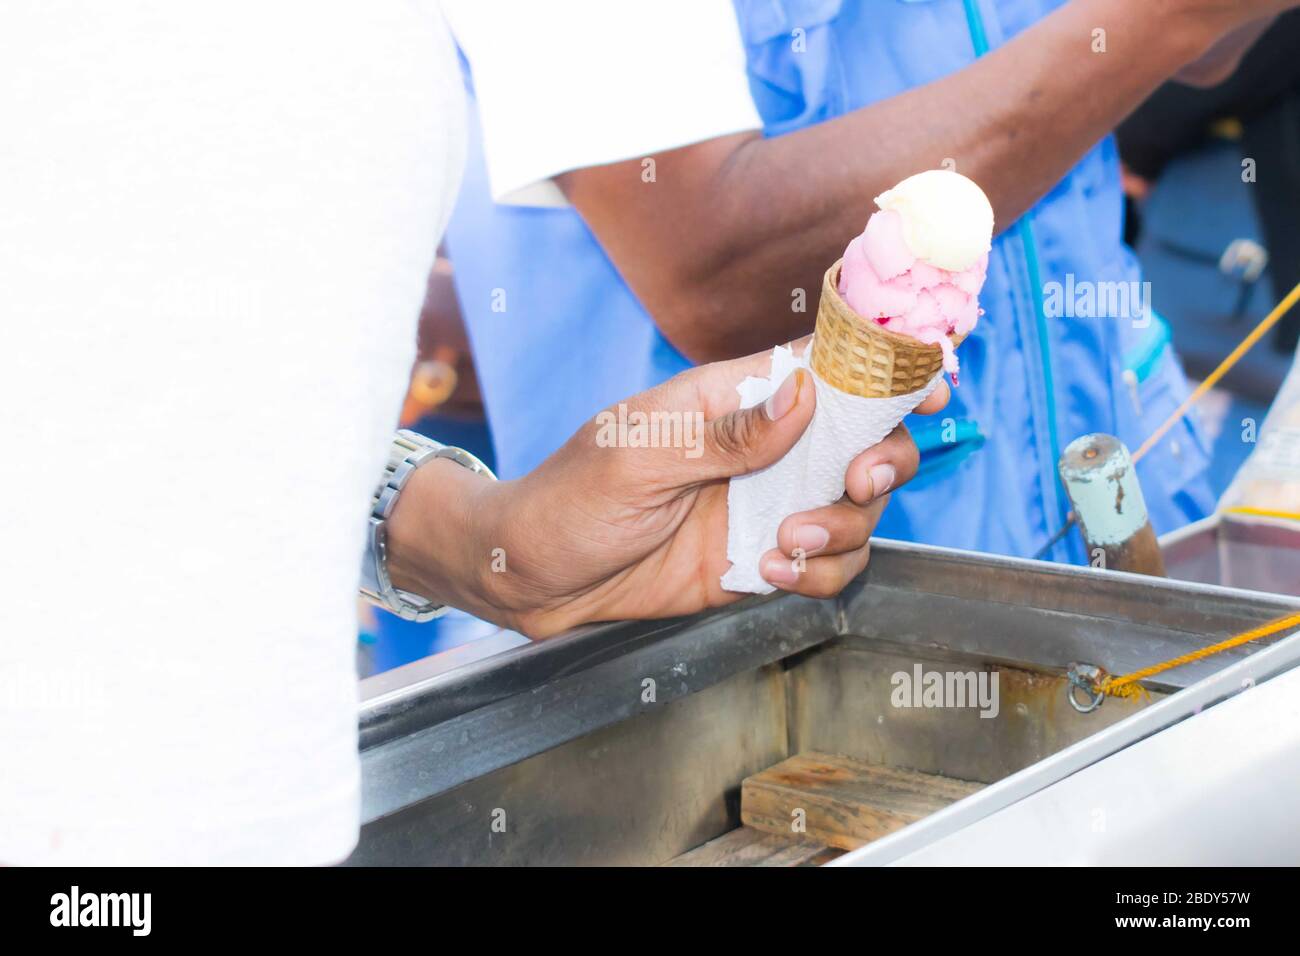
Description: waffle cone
810,260,965,398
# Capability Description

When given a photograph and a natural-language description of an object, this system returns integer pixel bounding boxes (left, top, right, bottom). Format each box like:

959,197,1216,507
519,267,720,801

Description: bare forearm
725,1,1211,255
564,0,1238,362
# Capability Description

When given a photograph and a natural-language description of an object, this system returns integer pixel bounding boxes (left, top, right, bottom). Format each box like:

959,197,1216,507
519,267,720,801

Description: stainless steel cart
349,540,1299,866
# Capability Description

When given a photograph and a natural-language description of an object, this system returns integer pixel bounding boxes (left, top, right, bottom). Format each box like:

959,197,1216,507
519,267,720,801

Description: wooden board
665,826,843,867
741,751,983,851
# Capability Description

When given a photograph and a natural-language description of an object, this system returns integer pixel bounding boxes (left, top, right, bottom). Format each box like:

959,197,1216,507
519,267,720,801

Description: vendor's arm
446,0,1295,363
384,339,949,639
559,0,1296,361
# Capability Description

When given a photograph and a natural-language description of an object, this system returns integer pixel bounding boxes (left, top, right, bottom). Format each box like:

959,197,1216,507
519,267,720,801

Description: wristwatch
359,429,496,622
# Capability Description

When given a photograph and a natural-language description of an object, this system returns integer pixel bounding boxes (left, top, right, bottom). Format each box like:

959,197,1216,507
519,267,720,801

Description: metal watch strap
359,429,496,622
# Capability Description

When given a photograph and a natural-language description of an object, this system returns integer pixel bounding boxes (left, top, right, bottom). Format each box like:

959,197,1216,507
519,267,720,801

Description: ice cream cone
811,259,966,398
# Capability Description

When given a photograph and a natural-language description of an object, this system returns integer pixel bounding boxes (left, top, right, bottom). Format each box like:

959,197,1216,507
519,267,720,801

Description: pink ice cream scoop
837,170,994,378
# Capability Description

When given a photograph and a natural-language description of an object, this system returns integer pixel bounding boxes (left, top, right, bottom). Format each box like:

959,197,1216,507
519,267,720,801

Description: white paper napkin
721,343,942,594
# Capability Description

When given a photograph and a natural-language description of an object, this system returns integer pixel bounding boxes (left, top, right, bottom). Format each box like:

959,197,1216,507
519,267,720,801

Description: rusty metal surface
835,625,1300,866
785,643,1153,786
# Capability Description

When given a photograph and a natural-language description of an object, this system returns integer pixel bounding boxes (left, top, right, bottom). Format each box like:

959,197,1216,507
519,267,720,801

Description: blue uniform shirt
444,0,1214,562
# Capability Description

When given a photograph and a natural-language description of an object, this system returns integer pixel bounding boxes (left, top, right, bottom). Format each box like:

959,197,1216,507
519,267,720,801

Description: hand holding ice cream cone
722,169,994,593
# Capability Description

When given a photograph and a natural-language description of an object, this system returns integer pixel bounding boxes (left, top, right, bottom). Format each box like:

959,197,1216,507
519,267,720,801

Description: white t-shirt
0,2,464,865
440,0,762,206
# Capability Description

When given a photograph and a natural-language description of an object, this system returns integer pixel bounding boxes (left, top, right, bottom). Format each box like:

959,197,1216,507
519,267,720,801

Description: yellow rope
1132,280,1300,464
1096,610,1300,701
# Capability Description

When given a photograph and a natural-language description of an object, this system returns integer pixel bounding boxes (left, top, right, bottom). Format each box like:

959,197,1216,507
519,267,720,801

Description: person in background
440,0,1299,564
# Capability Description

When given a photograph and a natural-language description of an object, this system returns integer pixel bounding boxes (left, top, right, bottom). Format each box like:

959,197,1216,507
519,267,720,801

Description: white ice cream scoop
874,169,994,272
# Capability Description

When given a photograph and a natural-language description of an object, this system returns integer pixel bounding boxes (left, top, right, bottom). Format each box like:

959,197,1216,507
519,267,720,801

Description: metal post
1058,433,1166,577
